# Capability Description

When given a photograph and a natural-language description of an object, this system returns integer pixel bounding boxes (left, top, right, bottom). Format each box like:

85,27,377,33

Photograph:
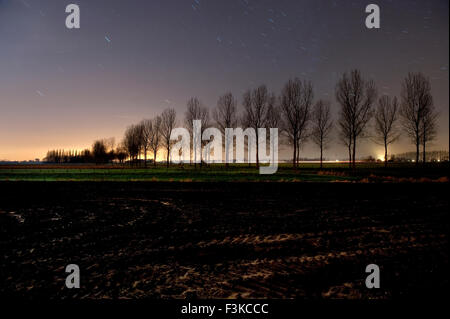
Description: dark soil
0,182,448,300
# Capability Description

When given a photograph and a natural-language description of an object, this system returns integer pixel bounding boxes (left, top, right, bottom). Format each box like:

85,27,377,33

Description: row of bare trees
337,70,438,168
122,109,176,167
121,70,438,168
400,72,438,165
49,70,437,168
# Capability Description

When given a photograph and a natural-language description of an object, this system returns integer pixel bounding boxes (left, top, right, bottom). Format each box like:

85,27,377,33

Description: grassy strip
0,163,448,182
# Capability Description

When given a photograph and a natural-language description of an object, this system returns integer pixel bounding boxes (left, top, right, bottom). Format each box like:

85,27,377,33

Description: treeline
45,138,128,164
46,70,441,168
45,149,92,163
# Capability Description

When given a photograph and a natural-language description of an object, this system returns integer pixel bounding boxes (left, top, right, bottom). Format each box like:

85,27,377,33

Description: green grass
0,167,353,182
0,162,448,182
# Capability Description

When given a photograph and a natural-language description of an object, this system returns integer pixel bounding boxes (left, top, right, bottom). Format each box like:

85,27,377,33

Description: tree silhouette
149,116,162,166
184,97,209,168
373,96,400,167
336,69,377,169
400,72,434,165
242,85,272,168
311,100,333,169
213,92,238,167
161,108,177,168
280,78,313,167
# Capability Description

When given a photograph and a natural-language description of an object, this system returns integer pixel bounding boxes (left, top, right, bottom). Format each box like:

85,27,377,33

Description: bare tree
214,92,239,131
103,137,115,154
311,100,333,169
123,124,143,165
100,137,116,163
296,82,313,165
140,119,153,167
149,115,162,166
400,72,434,165
421,103,438,163
280,79,300,167
92,139,107,164
115,143,128,165
373,96,400,167
213,92,238,167
184,97,210,168
136,123,145,163
161,108,177,168
242,85,272,168
280,78,313,167
338,117,353,167
336,69,377,169
264,94,281,167
265,94,281,128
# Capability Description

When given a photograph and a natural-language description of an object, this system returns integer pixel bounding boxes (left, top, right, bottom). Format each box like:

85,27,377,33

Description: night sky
0,0,448,161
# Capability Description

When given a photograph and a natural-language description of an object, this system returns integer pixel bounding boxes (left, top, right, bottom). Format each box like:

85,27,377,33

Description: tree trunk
352,135,356,169
292,138,297,168
166,146,170,168
348,143,352,169
255,130,259,168
320,143,323,169
384,141,388,168
153,151,157,167
416,137,420,166
422,133,426,165
144,147,147,168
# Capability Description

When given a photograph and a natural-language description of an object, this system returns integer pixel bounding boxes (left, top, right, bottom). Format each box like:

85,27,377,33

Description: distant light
335,159,339,162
